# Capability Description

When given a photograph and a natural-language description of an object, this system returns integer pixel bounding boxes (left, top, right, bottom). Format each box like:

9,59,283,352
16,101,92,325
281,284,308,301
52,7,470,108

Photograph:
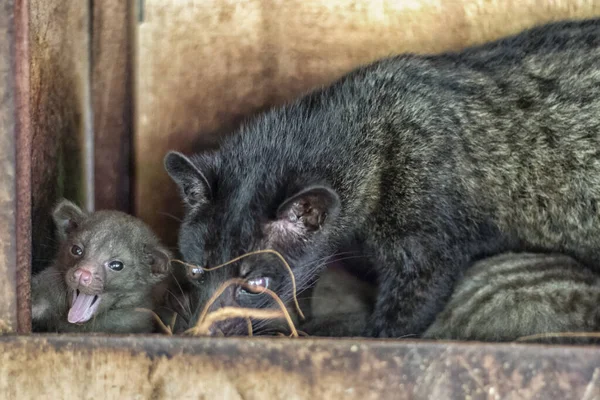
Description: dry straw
170,249,305,337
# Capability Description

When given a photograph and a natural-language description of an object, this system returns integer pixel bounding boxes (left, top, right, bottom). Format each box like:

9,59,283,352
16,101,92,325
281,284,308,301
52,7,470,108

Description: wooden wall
0,1,599,397
134,0,600,248
29,0,92,274
92,0,134,213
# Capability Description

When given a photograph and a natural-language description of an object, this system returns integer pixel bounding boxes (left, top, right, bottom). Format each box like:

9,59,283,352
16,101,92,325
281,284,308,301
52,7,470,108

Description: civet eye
108,261,124,271
188,266,204,279
70,245,83,257
242,277,271,294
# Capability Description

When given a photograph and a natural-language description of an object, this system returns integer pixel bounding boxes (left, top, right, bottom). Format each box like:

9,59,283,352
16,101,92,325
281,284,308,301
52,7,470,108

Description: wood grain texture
14,0,33,333
29,0,92,273
1,335,600,399
0,0,18,333
93,0,133,212
134,0,600,246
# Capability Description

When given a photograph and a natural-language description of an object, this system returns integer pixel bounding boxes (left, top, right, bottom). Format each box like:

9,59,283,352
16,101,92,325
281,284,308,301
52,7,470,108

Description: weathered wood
29,0,93,273
134,0,600,246
93,0,133,212
14,0,33,333
0,0,18,333
1,335,599,399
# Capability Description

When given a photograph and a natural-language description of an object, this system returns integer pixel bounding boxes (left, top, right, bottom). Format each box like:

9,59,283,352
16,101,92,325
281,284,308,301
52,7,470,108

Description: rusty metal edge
14,0,32,334
0,0,18,334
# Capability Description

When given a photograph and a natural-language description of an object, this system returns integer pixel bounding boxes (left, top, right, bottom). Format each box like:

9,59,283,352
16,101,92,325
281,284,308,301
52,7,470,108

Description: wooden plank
1,335,599,399
134,0,600,247
0,0,18,333
92,0,133,212
29,0,93,274
14,0,33,333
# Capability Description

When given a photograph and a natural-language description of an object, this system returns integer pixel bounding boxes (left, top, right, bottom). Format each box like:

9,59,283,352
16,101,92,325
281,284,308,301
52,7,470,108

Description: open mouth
68,289,102,324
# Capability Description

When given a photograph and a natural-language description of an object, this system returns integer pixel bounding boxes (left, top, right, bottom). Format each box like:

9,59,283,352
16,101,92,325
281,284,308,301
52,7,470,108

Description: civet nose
74,268,93,286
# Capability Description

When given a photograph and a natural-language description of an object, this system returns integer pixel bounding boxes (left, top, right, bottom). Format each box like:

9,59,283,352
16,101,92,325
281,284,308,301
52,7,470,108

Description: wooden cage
3,0,600,398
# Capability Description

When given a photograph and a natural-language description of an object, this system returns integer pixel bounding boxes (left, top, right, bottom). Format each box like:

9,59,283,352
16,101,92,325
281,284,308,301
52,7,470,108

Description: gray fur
302,253,600,342
423,253,600,342
165,19,600,337
32,199,171,333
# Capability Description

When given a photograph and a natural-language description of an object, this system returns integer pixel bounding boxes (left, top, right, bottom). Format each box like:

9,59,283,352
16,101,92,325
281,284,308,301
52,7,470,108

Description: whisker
160,306,189,331
174,248,375,338
186,278,299,337
135,308,173,335
172,248,305,320
157,212,183,223
165,289,192,320
168,270,191,304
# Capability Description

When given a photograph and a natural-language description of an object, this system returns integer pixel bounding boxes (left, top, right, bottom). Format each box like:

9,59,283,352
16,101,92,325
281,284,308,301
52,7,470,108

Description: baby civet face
52,200,171,324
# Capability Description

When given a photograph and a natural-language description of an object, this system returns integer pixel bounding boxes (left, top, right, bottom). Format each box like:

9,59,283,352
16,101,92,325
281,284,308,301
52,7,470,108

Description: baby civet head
51,199,171,324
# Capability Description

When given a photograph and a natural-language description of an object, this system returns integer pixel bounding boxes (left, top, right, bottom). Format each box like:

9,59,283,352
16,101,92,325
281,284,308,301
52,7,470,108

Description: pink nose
74,269,93,286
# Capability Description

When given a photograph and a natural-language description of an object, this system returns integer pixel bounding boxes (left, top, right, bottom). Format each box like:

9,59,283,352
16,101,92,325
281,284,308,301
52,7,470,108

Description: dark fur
303,253,600,342
153,264,200,334
297,263,376,337
32,199,171,333
423,253,600,342
165,19,600,337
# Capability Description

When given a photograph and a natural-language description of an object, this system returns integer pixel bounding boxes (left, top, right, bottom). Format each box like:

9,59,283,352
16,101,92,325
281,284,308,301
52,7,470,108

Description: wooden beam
1,335,599,398
92,0,134,213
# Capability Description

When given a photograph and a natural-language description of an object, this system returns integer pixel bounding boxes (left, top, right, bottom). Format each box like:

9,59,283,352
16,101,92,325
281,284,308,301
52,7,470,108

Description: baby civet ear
276,186,341,234
164,151,211,207
146,245,172,275
52,199,87,240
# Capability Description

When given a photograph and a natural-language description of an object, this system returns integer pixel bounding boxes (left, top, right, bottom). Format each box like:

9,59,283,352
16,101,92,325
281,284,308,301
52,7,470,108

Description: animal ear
275,186,340,238
164,151,211,207
147,246,171,275
52,199,87,240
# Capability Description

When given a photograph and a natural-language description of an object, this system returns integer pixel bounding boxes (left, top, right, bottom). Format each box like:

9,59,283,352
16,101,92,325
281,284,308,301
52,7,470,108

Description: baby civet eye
241,277,271,294
108,261,124,271
70,245,83,257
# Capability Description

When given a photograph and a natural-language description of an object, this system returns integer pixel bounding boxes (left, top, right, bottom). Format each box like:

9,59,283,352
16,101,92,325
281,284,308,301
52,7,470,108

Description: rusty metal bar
1,335,599,399
14,0,33,334
0,0,18,334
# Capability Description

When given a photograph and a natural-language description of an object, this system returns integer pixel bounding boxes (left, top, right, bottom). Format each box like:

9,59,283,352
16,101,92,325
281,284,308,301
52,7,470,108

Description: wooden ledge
1,335,599,399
